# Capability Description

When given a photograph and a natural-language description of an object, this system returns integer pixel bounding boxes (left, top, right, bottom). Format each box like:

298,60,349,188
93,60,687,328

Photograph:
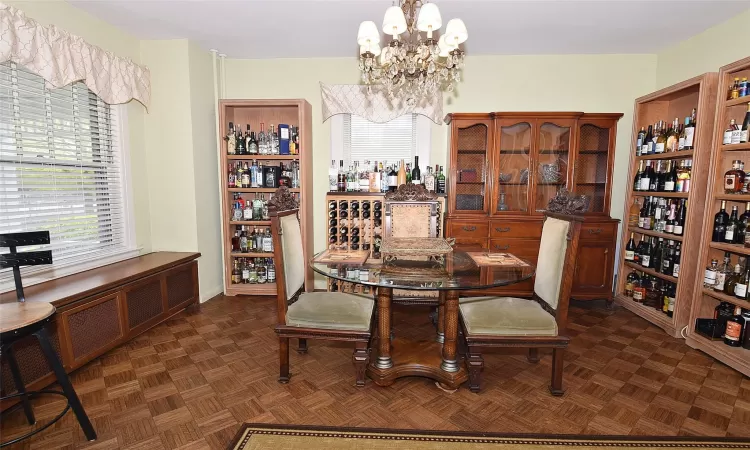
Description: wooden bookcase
218,99,313,296
689,56,750,376
614,74,718,337
444,112,622,300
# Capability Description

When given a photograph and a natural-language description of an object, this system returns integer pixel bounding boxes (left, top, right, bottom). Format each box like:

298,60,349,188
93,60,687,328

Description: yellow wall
5,0,152,253
225,55,658,252
656,9,750,89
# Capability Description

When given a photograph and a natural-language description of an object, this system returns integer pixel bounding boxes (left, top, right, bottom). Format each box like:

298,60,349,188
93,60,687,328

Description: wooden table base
366,337,468,389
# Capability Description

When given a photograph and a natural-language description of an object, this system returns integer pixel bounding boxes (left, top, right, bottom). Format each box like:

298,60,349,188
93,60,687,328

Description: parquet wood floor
1,295,748,450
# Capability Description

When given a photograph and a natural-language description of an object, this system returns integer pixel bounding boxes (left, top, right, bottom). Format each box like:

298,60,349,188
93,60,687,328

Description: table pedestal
367,288,468,390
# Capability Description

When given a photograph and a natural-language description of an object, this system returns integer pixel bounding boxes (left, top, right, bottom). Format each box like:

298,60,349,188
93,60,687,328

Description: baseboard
200,284,224,303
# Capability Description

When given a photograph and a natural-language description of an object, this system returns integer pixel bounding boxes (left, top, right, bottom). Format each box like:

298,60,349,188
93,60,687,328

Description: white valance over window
0,3,150,107
321,83,442,124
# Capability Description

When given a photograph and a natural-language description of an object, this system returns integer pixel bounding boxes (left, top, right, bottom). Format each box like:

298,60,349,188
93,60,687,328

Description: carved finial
384,184,437,201
268,186,299,212
546,189,590,215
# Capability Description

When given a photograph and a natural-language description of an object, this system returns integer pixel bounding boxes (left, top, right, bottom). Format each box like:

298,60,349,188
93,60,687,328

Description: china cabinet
445,112,622,300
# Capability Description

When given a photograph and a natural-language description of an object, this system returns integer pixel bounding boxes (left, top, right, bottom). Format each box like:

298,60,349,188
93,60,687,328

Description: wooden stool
0,231,96,447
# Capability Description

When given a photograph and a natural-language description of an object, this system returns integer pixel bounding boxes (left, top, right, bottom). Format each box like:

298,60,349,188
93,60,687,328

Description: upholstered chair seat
457,201,585,396
286,292,374,331
459,297,557,336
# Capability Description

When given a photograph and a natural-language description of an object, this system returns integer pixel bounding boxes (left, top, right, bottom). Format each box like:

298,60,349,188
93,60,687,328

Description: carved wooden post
437,290,446,343
440,289,460,372
375,287,393,369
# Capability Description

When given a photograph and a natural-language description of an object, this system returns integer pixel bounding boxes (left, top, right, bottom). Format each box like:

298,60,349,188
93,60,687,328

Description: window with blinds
343,114,417,167
0,61,130,281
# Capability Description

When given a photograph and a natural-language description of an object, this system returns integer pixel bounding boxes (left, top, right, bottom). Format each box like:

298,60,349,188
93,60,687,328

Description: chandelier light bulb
445,18,468,45
357,21,380,46
360,43,381,57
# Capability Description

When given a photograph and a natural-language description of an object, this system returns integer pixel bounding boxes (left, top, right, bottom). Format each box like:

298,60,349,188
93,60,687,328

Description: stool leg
6,346,36,426
34,328,96,442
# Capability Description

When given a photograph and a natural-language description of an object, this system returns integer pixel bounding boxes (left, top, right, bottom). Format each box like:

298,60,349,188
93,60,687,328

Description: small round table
311,251,535,390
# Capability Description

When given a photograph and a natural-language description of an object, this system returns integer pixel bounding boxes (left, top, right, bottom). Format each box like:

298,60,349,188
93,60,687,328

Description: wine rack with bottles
691,56,750,376
616,73,718,337
218,99,313,297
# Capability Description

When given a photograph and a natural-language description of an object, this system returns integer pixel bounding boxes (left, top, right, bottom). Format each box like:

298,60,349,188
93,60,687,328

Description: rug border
228,423,750,449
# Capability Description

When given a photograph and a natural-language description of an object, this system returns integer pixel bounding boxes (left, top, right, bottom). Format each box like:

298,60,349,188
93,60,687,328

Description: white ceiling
67,0,750,59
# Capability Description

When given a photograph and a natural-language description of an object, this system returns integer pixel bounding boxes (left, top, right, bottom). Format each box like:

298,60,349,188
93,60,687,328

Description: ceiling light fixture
357,0,467,106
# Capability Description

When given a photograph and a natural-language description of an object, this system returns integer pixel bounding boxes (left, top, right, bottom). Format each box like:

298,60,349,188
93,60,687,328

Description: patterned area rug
229,424,750,449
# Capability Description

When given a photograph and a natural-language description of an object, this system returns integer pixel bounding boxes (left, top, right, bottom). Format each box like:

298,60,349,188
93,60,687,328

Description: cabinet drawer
490,221,542,238
488,239,540,259
453,238,488,252
449,221,489,238
581,222,617,240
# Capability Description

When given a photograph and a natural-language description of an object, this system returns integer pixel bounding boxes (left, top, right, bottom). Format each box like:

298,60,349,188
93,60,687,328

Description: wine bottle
628,198,640,227
635,127,646,156
741,102,750,144
437,166,446,194
673,199,686,236
654,122,667,154
663,161,675,192
397,160,407,186
388,165,398,191
725,205,740,243
411,156,421,184
712,200,729,242
684,108,696,150
641,237,653,268
715,252,732,292
642,125,653,155
625,233,636,261
640,161,652,191
633,160,644,191
672,243,681,278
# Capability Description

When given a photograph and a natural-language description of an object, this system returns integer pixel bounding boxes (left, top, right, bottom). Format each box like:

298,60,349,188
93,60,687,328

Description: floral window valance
0,3,150,107
321,83,442,124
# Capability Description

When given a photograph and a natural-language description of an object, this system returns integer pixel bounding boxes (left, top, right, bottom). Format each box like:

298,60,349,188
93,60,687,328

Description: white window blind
343,114,417,167
0,61,129,278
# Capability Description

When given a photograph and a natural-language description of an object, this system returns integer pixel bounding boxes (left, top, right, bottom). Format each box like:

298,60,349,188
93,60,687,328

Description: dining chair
269,187,375,386
458,190,587,395
0,231,97,446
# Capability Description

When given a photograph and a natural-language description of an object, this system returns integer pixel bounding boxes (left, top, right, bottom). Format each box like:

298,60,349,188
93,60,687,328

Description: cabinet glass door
453,122,490,214
535,122,571,212
574,123,611,213
494,121,531,213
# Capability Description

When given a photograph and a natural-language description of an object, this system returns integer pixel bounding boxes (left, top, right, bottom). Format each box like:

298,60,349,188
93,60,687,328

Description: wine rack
218,99,313,297
615,73,718,337
691,56,750,376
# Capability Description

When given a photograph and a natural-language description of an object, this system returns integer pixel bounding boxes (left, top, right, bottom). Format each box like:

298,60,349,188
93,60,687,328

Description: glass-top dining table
311,251,536,390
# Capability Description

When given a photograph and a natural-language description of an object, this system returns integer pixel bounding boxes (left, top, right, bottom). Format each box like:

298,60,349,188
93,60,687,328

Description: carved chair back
0,231,52,302
268,188,303,325
532,190,588,333
384,184,441,239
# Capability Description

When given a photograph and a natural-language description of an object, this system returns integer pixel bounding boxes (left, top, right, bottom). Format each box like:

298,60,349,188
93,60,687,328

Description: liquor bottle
725,205,740,243
663,161,675,192
712,201,729,241
337,160,346,192
625,232,636,261
729,77,740,100
725,160,743,193
262,228,273,253
405,163,412,184
666,118,679,152
628,198,640,227
724,306,744,347
258,123,268,155
236,125,246,155
704,259,719,288
248,129,259,155
380,162,389,193
742,310,750,350
397,160,407,186
635,126,646,156
624,270,639,297
633,160,644,191
741,102,750,144
240,162,251,188
641,161,654,191
242,197,253,221
724,119,738,145
641,237,653,268
226,122,236,155
632,274,646,303
329,160,338,192
424,165,436,192
735,265,750,300
411,156,421,184
257,259,267,284
239,227,249,253
724,261,741,295
672,243,681,278
641,124,653,155
388,165,398,192
267,258,276,283
437,166,447,193
359,161,370,192
684,108,696,150
741,78,749,98
715,252,732,291
231,260,241,284
645,278,661,309
369,161,380,192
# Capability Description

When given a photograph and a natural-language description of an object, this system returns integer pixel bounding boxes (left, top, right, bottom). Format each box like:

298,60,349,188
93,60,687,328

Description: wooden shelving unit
218,99,313,297
690,56,750,376
615,73,718,338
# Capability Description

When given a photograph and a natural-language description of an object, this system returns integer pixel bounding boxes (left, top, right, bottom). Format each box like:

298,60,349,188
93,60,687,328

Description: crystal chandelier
357,0,468,106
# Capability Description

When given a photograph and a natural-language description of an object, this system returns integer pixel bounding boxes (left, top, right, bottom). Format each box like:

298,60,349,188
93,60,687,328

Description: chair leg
352,341,369,388
34,327,96,442
549,348,565,396
466,347,484,393
296,338,308,354
278,337,290,384
6,345,36,426
527,348,540,363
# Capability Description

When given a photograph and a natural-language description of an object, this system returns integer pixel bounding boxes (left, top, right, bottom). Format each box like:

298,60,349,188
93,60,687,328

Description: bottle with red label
723,306,744,347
